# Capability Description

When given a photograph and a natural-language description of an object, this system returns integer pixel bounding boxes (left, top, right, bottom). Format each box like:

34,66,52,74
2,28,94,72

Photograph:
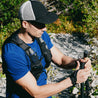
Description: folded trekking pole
79,50,90,98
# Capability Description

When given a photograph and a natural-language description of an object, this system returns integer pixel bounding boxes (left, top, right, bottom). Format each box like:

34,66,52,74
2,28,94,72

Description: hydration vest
2,30,52,80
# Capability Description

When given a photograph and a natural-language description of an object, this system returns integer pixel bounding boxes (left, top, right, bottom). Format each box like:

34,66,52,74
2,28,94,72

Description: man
2,0,91,98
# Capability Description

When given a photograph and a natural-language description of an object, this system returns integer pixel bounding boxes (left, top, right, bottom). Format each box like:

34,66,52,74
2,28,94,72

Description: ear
22,21,29,28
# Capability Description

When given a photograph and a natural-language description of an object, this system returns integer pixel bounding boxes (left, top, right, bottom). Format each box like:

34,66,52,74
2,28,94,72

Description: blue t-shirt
2,31,53,98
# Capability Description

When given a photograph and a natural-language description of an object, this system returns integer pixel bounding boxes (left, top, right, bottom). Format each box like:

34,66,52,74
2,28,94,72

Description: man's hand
76,58,91,84
80,58,91,69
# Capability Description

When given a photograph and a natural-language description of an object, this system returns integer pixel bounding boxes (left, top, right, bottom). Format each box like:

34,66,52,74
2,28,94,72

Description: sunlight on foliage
0,18,20,48
46,0,98,38
46,16,76,34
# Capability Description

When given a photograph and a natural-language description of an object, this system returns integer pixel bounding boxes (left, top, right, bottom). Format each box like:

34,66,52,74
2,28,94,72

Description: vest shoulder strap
36,38,52,68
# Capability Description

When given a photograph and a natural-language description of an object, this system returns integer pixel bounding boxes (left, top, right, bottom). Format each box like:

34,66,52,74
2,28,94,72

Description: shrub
0,18,20,48
0,0,27,26
0,0,27,48
69,0,98,37
45,0,98,38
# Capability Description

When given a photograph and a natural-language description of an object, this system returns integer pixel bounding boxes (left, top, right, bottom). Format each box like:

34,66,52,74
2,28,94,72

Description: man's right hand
76,59,91,84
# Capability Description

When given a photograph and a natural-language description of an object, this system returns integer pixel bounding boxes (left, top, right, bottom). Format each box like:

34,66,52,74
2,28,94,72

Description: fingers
77,68,91,83
80,58,91,69
76,61,80,70
85,66,91,72
83,69,91,77
82,66,91,76
76,57,91,84
79,69,90,76
85,59,91,67
80,57,90,62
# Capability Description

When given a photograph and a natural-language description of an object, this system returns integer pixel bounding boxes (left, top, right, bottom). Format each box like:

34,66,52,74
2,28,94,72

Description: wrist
69,70,79,86
68,77,73,86
74,59,81,68
72,59,78,69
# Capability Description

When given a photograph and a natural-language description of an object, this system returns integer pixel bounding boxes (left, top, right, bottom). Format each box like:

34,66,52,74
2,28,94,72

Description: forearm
28,77,72,98
59,55,77,69
16,72,73,98
51,46,77,69
36,59,91,98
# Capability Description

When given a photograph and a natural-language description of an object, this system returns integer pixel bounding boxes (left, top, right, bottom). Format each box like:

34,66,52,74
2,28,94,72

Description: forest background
0,0,98,48
0,0,98,97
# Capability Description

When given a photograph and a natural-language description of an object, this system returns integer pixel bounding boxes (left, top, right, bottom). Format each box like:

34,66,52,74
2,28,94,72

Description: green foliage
0,71,5,78
0,0,27,26
92,88,98,96
46,15,76,34
0,18,20,48
0,0,27,48
46,0,98,38
52,96,56,98
69,0,98,37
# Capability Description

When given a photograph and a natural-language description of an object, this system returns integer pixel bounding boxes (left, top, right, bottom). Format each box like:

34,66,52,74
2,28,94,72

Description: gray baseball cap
18,0,58,24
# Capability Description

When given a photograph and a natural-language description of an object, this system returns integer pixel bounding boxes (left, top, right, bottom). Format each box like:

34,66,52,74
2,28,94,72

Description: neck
18,28,34,44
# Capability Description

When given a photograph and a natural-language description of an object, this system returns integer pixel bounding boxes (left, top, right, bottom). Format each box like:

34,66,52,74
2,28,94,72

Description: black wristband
73,59,80,69
69,70,79,86
74,60,78,68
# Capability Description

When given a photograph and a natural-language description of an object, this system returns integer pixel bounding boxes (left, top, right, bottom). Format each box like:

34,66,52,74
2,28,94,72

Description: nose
41,27,47,32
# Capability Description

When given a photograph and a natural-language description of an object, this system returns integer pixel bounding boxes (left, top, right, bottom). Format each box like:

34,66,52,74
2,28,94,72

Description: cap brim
36,12,58,24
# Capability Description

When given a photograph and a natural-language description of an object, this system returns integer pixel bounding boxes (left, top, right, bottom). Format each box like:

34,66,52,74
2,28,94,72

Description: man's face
26,21,47,38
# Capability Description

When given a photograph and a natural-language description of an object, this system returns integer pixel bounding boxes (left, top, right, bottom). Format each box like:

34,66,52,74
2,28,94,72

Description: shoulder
3,43,25,56
2,43,27,65
2,43,29,81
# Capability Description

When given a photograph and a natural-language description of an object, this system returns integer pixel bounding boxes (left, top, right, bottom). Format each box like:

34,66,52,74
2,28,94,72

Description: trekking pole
85,79,90,97
80,50,89,98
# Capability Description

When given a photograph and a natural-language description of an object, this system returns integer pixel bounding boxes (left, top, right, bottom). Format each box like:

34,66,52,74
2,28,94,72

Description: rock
0,78,6,97
48,33,98,97
72,87,79,94
91,76,98,87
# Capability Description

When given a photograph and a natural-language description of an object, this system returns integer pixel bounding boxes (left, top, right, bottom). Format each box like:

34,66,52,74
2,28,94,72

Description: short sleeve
2,43,29,81
42,31,53,49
